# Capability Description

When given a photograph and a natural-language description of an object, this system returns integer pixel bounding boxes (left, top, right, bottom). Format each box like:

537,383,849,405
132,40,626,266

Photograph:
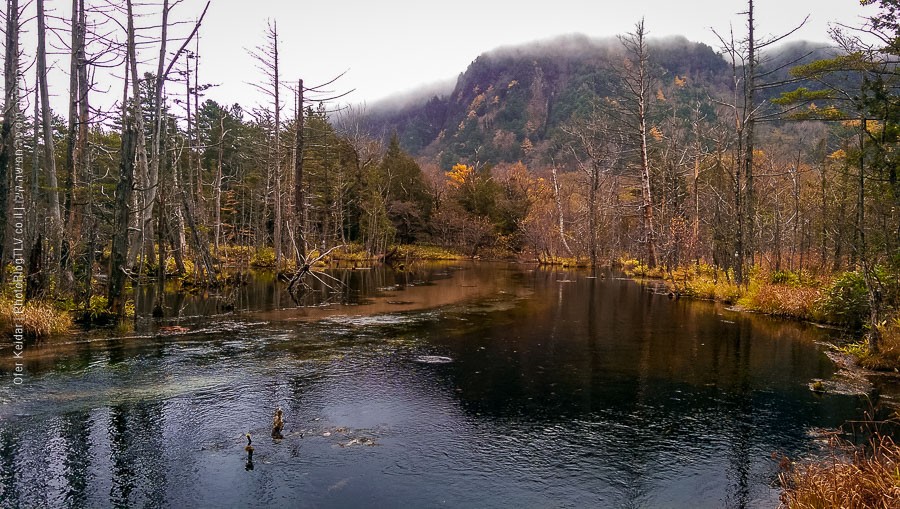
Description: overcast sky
14,0,879,114
199,0,874,108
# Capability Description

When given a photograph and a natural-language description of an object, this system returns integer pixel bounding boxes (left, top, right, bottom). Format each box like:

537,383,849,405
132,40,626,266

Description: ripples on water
0,264,871,508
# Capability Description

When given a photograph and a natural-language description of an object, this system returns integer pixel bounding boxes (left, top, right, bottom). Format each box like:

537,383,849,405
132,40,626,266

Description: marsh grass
741,283,822,321
536,255,591,267
779,432,900,508
0,298,73,338
624,262,826,320
391,244,465,261
846,319,900,370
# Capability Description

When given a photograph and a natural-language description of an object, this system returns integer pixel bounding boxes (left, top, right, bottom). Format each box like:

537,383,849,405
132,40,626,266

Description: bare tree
0,0,21,284
36,0,64,265
619,19,658,267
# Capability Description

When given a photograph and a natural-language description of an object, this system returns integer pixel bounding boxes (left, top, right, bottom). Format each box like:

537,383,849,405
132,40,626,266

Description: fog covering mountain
361,34,837,168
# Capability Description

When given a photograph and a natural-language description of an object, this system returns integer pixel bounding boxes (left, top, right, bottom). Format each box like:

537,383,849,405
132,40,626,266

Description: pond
0,263,871,508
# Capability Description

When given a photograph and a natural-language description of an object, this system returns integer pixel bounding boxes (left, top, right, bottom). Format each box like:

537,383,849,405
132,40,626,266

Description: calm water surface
0,263,869,508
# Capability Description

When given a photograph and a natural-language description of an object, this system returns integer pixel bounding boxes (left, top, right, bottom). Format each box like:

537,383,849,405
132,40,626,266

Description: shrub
816,271,869,329
250,247,276,268
621,258,666,279
849,316,900,370
164,256,195,276
768,269,819,287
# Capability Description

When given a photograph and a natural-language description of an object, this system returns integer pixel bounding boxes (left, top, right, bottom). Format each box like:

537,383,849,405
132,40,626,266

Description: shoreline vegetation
777,411,900,509
0,243,470,339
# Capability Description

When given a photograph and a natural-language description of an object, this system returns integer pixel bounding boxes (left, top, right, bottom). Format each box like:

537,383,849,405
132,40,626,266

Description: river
0,263,870,508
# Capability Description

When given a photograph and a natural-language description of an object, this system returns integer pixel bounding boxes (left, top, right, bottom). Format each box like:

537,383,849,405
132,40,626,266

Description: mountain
362,34,836,168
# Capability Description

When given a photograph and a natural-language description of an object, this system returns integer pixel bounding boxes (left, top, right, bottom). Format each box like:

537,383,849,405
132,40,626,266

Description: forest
0,0,898,362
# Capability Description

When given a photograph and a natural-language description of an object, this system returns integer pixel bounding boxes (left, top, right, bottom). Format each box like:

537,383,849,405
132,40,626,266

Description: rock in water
414,355,453,364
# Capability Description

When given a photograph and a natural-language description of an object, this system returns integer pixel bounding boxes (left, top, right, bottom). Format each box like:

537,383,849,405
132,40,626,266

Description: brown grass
779,434,900,508
0,298,73,338
744,284,822,321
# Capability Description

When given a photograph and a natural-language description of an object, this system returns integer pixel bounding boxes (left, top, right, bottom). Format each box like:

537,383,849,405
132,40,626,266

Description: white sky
198,0,874,108
11,0,879,115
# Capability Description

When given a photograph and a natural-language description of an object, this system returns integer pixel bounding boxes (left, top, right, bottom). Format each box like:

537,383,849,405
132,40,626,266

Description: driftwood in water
287,245,345,303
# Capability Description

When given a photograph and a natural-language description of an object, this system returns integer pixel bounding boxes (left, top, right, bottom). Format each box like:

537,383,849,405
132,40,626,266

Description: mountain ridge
360,33,836,168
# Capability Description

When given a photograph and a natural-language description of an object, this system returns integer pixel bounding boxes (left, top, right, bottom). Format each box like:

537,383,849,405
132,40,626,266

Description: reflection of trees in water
61,411,93,508
426,267,856,505
0,429,19,507
108,401,167,508
723,320,754,509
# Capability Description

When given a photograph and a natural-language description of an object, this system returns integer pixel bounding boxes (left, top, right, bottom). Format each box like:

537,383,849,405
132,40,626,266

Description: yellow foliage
674,75,687,87
828,149,847,160
842,118,882,133
508,80,518,89
446,163,474,189
656,88,666,101
649,126,664,141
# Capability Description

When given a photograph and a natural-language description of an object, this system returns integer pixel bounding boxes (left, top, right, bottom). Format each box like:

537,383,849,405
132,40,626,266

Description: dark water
0,264,868,508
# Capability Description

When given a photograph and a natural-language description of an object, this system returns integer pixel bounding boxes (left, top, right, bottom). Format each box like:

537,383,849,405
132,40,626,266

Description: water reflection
0,263,873,508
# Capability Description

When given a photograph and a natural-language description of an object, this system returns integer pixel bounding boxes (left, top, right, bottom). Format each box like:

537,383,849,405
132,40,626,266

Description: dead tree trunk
621,19,657,268
0,0,20,285
125,0,151,269
108,119,136,317
551,166,572,257
36,0,64,260
294,79,306,257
